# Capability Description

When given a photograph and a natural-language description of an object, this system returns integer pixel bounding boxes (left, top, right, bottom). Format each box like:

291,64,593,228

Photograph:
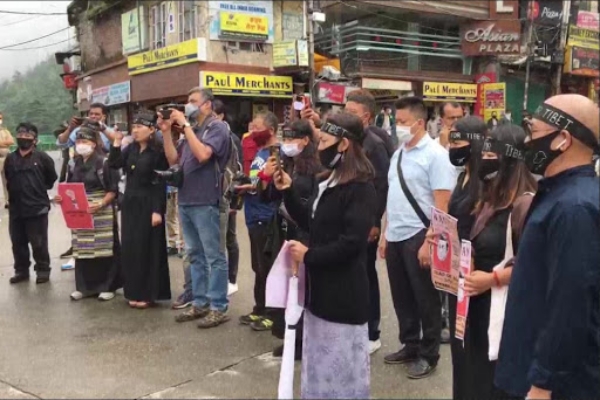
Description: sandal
128,301,138,308
135,301,154,309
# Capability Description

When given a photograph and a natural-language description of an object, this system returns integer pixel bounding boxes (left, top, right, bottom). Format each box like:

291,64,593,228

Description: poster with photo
430,208,460,295
455,240,473,341
483,82,506,126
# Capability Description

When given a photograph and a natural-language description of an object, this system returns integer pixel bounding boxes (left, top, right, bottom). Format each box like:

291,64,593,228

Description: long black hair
453,116,487,211
285,119,322,176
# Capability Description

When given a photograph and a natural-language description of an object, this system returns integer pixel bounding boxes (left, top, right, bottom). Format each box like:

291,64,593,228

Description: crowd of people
1,87,599,399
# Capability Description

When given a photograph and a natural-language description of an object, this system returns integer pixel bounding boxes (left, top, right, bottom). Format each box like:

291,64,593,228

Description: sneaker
98,292,115,301
250,318,273,332
369,339,382,355
9,274,29,284
197,310,230,329
171,291,193,310
272,344,284,357
36,275,50,284
384,347,419,365
227,282,238,296
239,313,262,325
60,247,73,259
406,358,437,379
70,291,83,301
61,258,75,271
440,327,451,344
175,305,210,323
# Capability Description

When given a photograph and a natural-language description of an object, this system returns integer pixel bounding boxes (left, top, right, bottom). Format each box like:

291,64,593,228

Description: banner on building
272,40,308,68
527,0,563,26
577,11,599,31
564,46,600,77
200,71,293,98
208,1,274,43
474,73,497,118
127,38,207,75
461,20,522,56
317,82,346,104
482,82,506,125
121,7,148,54
423,82,478,103
91,81,131,106
567,25,599,50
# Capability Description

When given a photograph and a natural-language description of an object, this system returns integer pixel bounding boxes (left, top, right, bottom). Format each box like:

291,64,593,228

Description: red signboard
317,82,346,104
57,183,94,230
474,72,497,118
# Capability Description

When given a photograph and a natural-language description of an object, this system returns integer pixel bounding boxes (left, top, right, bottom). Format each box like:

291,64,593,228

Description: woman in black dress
444,116,485,399
458,124,537,399
54,126,122,301
108,109,171,309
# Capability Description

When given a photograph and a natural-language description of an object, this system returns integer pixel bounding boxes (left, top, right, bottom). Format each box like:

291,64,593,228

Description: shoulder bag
397,150,430,229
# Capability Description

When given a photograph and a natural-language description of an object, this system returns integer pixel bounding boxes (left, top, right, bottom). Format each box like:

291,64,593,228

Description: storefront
361,78,413,105
562,25,599,101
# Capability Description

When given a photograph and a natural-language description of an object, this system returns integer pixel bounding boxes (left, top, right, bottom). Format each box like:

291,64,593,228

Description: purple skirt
301,310,370,399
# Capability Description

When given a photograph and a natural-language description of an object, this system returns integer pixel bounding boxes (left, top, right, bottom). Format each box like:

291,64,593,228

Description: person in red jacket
241,121,258,176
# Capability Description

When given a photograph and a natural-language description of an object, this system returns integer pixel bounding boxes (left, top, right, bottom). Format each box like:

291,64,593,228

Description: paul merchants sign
200,71,293,98
423,82,478,103
128,38,207,76
461,20,522,56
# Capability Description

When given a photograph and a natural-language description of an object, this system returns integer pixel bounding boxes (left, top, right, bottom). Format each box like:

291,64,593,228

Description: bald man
495,94,600,400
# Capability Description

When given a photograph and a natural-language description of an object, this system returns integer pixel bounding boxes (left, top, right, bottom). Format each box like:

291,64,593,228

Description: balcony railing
315,23,468,76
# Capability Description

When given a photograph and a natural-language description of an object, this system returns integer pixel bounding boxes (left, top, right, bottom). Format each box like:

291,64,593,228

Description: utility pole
523,0,535,113
306,0,317,105
553,0,572,95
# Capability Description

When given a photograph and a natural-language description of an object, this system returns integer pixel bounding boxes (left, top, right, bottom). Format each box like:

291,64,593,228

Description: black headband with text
449,131,485,143
483,138,524,161
320,122,360,141
533,103,599,151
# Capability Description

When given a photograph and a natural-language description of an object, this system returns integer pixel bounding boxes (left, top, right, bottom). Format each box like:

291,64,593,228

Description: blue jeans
179,204,229,312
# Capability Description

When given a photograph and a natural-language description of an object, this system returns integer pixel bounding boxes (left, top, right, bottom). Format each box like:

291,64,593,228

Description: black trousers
226,211,240,284
59,148,70,183
248,221,274,317
366,240,381,341
9,214,51,276
386,229,441,365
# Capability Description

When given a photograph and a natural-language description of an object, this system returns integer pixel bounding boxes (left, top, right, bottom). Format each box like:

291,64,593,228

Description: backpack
201,120,241,198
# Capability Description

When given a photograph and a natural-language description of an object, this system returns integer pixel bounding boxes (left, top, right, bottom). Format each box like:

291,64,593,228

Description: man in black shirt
4,122,57,284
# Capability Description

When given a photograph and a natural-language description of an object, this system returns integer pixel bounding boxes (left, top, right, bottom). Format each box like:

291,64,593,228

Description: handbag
397,150,430,228
488,212,513,361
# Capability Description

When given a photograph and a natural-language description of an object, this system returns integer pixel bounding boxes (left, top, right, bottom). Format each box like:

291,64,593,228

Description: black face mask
524,131,564,176
478,158,501,182
319,141,343,170
449,145,471,167
17,138,35,150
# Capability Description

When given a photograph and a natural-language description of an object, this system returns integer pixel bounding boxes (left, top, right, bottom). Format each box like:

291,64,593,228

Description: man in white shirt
379,96,456,379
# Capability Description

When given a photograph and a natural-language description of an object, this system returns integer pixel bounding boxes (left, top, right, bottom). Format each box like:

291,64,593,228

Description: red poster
455,240,473,341
474,73,497,118
57,183,94,230
317,82,346,104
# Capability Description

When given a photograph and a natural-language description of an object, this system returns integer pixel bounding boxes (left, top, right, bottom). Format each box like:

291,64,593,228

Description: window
578,0,599,12
178,1,198,42
149,3,167,49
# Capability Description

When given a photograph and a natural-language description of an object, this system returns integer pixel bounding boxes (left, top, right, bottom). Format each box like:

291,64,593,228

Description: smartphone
115,122,128,132
269,144,282,176
159,108,172,120
73,116,84,126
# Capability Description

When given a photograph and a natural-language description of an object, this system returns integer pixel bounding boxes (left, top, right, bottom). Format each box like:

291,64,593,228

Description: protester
0,111,14,209
375,105,397,146
236,111,279,332
495,94,600,400
109,109,171,309
4,122,57,284
274,112,376,399
260,119,325,358
378,96,456,379
162,88,231,328
451,124,536,399
437,102,464,149
54,126,122,301
242,121,258,175
344,90,391,354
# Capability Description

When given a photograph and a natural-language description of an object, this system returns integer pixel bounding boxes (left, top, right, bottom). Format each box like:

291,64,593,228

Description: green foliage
0,55,75,135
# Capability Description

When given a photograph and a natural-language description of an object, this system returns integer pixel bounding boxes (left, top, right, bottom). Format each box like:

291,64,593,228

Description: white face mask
0,119,3,125
396,121,417,144
281,143,302,158
75,143,94,156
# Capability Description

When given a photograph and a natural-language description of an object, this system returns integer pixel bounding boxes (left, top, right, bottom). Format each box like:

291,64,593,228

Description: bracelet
257,170,272,183
492,270,501,287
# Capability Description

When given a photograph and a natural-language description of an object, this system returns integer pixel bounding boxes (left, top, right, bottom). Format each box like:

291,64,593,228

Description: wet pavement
0,151,451,399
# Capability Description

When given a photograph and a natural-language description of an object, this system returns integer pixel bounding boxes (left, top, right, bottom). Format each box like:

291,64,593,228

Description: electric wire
0,10,67,16
0,37,77,51
0,26,71,49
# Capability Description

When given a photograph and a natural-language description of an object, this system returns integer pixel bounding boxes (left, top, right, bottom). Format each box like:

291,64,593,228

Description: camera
158,103,186,120
225,172,252,210
154,164,184,188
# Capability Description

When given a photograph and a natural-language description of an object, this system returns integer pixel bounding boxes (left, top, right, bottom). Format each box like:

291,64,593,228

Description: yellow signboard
273,41,298,68
127,38,207,76
219,12,268,41
482,83,506,124
423,82,478,103
567,25,599,50
200,71,293,98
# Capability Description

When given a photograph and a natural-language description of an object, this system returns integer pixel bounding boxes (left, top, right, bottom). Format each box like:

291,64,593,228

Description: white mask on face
281,143,302,157
75,143,94,156
396,121,417,144
0,119,3,125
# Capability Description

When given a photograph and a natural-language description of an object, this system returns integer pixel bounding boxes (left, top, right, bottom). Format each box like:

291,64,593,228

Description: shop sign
273,40,309,68
564,46,600,77
461,20,522,56
209,1,274,43
127,38,207,76
527,0,563,26
567,25,599,50
423,82,478,103
121,7,148,55
482,83,506,124
577,11,599,31
362,78,412,91
91,81,131,106
219,12,268,41
200,71,293,98
489,0,519,20
474,72,497,118
318,83,346,104
283,13,304,40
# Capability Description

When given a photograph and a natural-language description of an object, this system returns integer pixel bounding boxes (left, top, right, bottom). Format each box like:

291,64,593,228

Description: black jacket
366,125,395,157
4,149,57,219
283,179,376,325
362,130,390,225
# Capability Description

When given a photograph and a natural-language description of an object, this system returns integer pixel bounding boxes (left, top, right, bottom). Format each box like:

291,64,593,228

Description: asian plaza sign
461,20,522,56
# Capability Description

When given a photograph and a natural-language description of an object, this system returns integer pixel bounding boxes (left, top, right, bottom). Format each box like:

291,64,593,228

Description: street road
0,151,451,399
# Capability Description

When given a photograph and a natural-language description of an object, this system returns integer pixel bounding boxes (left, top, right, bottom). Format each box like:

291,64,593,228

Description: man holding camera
160,88,232,329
